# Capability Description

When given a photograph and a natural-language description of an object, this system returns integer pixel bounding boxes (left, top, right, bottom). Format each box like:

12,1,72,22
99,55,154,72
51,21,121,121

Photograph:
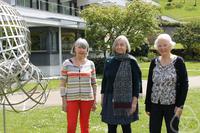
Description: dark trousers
150,103,179,133
108,123,131,133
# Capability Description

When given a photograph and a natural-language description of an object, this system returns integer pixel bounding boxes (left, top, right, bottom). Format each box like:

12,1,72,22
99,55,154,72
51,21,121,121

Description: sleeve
60,60,68,97
139,65,143,94
61,60,68,80
91,61,97,85
175,57,189,108
101,59,107,94
131,59,142,98
145,59,155,112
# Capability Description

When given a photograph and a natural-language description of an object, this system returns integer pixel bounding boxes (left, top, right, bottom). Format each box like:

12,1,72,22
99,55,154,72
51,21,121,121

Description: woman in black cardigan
145,33,188,133
101,35,142,133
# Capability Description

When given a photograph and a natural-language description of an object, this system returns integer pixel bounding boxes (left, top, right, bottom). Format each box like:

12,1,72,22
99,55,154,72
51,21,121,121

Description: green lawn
159,0,200,22
139,61,200,80
139,62,151,80
0,89,199,132
185,61,200,76
149,43,184,50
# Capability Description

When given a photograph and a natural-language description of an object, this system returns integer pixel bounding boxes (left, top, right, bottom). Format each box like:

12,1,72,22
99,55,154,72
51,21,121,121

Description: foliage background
81,1,161,57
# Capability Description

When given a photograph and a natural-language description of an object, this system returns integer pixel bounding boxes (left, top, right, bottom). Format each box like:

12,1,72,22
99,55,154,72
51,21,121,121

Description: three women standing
60,33,188,133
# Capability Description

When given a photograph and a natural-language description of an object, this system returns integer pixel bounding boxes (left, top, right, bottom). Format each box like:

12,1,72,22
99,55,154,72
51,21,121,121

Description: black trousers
150,103,179,133
108,123,131,133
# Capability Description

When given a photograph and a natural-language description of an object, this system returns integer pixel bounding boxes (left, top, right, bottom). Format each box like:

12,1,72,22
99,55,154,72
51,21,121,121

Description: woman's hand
129,97,138,115
91,100,97,111
129,103,137,115
174,107,183,118
62,97,67,112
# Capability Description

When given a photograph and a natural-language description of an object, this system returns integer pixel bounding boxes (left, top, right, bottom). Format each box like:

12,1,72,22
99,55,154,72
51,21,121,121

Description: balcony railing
16,0,80,16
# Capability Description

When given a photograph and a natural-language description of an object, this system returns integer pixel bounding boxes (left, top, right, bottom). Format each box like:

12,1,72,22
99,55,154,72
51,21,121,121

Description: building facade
4,0,87,76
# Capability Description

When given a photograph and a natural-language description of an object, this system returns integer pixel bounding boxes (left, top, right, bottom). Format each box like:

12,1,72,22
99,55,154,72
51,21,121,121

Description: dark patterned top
151,57,177,105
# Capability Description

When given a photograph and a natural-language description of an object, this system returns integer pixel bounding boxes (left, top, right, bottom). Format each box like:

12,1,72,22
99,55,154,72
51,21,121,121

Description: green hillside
155,0,200,22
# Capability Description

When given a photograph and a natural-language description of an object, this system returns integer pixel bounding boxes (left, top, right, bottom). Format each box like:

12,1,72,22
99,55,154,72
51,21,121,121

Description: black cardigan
145,56,189,112
101,55,142,98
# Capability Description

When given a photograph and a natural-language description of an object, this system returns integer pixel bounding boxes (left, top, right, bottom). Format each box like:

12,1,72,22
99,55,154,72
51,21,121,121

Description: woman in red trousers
60,38,97,133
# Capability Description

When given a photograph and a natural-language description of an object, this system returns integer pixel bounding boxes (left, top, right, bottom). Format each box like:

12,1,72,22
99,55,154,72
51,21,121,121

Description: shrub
173,21,200,60
131,43,149,57
90,58,106,75
147,51,157,60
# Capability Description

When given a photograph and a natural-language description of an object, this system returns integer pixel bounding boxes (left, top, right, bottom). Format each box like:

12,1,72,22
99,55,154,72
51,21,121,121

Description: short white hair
154,33,176,49
112,35,131,54
71,38,89,55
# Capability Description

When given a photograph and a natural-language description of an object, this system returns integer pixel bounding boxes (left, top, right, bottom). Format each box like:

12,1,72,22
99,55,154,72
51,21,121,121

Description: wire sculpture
0,0,49,112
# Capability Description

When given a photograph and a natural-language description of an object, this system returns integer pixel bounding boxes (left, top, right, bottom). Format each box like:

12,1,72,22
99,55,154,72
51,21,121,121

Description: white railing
16,0,80,16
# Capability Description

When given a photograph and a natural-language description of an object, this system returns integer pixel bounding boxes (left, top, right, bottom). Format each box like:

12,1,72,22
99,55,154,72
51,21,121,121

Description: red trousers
66,100,93,133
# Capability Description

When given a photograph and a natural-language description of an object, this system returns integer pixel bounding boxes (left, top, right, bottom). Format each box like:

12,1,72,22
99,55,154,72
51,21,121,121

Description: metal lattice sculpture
0,1,49,112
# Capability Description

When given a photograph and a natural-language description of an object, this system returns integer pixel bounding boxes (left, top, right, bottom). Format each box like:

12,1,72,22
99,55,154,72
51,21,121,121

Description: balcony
77,0,126,7
15,0,79,16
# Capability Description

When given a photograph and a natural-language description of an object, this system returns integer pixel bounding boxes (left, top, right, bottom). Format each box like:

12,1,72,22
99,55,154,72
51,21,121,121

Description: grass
149,43,184,50
159,0,200,22
185,61,200,76
139,62,151,80
0,89,199,132
139,61,200,80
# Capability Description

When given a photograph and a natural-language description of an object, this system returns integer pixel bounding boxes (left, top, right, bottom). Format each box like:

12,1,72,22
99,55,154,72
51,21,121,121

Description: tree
80,0,160,57
194,0,197,6
173,21,200,58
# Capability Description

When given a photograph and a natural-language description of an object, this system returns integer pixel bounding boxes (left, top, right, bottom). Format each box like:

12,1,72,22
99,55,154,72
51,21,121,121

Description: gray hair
154,33,176,49
71,38,89,55
112,35,131,54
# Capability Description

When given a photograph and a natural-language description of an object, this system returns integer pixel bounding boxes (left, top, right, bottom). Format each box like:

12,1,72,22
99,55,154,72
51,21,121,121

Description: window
48,0,58,13
39,0,47,11
30,31,47,51
61,31,76,51
71,2,78,16
32,0,38,9
16,0,79,16
59,0,70,15
49,31,58,52
16,0,31,7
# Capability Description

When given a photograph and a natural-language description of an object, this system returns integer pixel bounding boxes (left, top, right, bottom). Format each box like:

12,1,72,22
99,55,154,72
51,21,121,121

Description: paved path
44,76,200,107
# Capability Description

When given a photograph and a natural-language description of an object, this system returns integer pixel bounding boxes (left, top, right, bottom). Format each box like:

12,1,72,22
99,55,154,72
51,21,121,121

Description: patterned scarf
113,54,132,116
